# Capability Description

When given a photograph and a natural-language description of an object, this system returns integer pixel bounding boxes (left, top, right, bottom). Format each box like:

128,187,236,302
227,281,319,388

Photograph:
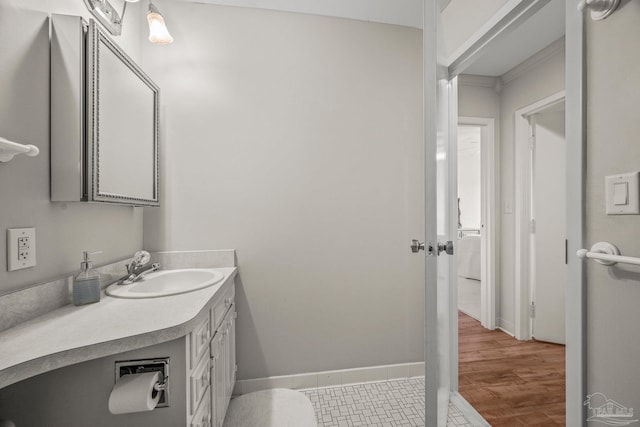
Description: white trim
458,117,498,330
457,75,498,88
514,90,565,341
423,1,440,425
450,392,491,427
448,78,460,394
447,0,553,77
500,36,565,85
233,362,425,395
565,2,586,424
497,324,515,337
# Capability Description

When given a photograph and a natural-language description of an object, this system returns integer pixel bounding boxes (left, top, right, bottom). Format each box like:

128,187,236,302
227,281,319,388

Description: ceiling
177,0,424,29
461,0,565,76
175,0,564,78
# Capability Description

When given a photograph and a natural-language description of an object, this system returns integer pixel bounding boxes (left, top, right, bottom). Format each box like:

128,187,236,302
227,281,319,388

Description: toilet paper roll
108,371,162,415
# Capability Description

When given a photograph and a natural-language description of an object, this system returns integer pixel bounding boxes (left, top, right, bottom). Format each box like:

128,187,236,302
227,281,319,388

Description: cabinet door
211,334,226,427
190,388,212,427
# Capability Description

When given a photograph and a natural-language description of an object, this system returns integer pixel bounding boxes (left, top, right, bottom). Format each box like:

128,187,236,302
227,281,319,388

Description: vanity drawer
190,315,211,368
212,285,234,331
190,352,211,415
190,387,211,427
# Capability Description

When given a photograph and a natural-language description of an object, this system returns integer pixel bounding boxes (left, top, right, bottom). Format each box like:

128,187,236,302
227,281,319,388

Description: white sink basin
106,268,225,299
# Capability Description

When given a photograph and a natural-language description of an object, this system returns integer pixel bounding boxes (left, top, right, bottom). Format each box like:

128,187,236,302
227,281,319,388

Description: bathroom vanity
189,278,237,427
0,257,237,427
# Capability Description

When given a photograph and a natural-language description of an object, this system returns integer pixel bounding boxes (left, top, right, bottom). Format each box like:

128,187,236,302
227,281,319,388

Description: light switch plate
606,172,640,215
504,199,513,214
7,227,36,271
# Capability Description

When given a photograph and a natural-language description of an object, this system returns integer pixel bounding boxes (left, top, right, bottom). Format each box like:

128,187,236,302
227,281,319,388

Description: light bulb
147,2,173,44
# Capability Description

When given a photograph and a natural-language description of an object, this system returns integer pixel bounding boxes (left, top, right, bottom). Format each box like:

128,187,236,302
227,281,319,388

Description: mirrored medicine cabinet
51,14,160,206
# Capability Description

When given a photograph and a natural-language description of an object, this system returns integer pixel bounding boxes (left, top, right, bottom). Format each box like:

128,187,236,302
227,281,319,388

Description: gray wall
585,0,640,413
0,0,145,296
142,3,425,380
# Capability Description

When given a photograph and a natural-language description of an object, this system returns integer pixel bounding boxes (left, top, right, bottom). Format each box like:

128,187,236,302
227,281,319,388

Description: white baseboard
234,361,425,396
497,317,515,336
450,392,490,427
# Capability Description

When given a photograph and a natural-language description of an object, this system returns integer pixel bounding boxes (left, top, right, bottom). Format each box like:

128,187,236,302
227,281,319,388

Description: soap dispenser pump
73,251,102,306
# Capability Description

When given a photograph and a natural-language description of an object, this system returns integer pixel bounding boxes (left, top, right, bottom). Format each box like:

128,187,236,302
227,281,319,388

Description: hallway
458,312,565,426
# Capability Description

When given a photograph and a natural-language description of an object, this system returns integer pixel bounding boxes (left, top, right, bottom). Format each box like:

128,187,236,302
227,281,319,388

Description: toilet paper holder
115,358,170,408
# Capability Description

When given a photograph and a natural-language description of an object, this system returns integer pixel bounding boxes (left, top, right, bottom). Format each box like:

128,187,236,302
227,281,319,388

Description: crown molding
501,36,565,85
458,74,500,90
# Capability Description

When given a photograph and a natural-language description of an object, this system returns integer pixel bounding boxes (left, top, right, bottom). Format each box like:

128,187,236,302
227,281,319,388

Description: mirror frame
86,20,160,206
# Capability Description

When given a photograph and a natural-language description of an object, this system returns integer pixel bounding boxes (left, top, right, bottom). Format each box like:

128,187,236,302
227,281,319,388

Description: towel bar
577,242,640,266
0,137,39,162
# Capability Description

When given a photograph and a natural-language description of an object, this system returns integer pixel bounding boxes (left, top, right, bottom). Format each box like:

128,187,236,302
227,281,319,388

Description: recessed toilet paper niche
114,358,170,408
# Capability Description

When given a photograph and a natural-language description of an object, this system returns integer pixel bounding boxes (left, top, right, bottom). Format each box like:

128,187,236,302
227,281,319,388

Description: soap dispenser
73,251,101,306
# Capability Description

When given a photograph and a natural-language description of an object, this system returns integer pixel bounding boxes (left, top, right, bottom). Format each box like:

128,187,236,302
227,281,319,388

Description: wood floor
458,312,566,426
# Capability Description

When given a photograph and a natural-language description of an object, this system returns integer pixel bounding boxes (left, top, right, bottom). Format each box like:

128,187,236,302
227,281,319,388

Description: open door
420,1,457,425
531,106,566,344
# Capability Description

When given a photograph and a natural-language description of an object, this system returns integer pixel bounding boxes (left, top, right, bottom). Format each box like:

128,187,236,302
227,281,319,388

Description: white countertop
0,267,237,389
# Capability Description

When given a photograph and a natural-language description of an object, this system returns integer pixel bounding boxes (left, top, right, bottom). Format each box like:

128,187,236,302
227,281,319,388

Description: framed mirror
86,19,160,206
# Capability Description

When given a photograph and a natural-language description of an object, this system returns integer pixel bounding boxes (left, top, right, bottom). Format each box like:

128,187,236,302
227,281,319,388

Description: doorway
426,0,586,424
456,118,496,329
457,124,482,321
452,16,568,427
515,92,566,343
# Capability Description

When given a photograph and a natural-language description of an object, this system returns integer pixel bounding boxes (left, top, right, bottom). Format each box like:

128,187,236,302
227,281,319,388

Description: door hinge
530,218,536,234
530,302,536,318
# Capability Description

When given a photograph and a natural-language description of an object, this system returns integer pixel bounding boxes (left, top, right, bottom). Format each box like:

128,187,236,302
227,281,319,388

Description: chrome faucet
117,251,160,285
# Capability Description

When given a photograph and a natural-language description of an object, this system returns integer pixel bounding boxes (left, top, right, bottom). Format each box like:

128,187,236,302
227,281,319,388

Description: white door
422,1,456,426
531,108,566,344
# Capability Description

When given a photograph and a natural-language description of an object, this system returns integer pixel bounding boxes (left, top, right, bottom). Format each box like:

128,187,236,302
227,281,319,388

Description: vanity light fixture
83,0,174,44
82,0,139,36
147,2,174,44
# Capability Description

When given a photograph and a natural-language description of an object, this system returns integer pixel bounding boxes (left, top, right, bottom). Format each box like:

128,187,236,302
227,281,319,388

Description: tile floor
303,377,473,427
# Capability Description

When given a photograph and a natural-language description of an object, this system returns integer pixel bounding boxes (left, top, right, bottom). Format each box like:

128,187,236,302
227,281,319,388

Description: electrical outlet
7,227,36,271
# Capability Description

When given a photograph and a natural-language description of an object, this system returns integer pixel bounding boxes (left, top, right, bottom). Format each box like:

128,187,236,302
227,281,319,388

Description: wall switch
7,227,36,271
606,172,640,215
504,199,513,214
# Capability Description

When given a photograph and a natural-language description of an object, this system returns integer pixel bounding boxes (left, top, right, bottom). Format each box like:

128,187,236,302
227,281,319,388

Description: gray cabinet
187,283,236,427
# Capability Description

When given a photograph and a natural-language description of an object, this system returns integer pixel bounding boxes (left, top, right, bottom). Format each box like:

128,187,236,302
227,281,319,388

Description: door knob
438,241,454,256
410,239,425,253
